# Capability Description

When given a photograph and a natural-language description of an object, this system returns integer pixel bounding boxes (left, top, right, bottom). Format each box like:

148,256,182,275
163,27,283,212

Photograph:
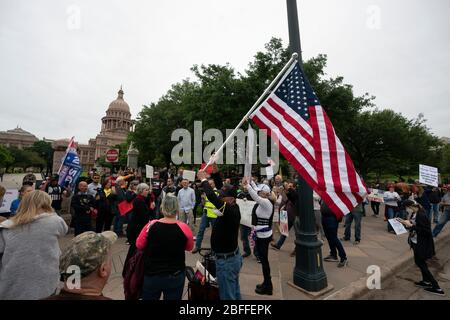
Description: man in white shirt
383,184,401,233
177,179,196,233
88,174,101,197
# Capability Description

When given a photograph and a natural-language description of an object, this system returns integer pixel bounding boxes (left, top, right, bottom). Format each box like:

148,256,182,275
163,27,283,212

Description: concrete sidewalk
58,205,450,300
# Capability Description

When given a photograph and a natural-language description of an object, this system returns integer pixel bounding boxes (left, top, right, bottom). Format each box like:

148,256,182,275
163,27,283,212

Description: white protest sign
419,164,438,187
367,189,385,203
236,198,256,228
279,210,289,237
388,219,408,235
182,170,196,182
0,189,19,214
145,165,154,179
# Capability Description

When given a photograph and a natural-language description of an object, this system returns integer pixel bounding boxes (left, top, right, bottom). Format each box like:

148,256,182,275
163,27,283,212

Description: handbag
123,249,145,300
118,200,133,216
123,221,154,300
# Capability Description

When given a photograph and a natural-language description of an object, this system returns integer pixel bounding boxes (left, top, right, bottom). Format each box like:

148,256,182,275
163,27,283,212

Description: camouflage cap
60,231,117,279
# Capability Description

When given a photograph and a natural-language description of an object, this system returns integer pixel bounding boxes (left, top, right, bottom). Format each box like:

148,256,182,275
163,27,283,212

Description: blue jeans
424,207,432,224
240,225,251,255
344,211,362,241
431,204,440,223
142,271,185,300
432,209,450,237
215,253,242,300
195,214,216,249
322,215,347,261
386,207,397,231
113,210,127,236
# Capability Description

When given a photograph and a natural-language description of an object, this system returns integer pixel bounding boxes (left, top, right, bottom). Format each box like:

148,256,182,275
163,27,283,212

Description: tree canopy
131,38,444,180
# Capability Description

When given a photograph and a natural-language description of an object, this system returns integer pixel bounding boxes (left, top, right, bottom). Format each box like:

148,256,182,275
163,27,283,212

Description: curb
324,228,450,300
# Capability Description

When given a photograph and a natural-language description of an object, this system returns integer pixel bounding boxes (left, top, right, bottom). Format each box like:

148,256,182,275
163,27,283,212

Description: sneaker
424,287,445,296
193,236,197,241
191,247,200,254
354,240,360,245
256,258,262,264
338,258,348,268
414,281,432,288
270,243,280,251
324,255,339,262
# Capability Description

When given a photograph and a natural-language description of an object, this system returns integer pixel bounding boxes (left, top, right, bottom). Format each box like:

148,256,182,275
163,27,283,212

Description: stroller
186,248,220,301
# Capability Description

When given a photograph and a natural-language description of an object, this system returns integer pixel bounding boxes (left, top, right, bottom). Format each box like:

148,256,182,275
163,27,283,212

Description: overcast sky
1,0,449,144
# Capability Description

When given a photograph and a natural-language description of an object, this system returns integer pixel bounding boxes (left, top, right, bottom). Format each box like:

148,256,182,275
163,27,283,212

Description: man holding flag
203,54,367,229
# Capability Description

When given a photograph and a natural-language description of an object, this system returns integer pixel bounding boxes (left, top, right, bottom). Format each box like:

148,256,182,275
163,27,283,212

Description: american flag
249,61,367,219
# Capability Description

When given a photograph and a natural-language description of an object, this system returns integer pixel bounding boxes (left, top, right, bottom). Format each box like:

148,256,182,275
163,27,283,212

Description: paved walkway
3,174,449,300
59,207,450,300
361,241,450,300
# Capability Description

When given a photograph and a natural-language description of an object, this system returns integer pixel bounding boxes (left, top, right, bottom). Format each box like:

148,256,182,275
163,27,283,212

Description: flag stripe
252,114,318,185
269,96,314,140
259,105,315,164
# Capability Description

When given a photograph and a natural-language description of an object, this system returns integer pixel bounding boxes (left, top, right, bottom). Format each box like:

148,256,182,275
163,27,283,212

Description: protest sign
388,219,408,235
0,189,19,214
279,210,289,237
367,189,385,203
419,164,438,187
146,165,154,179
236,198,255,228
183,170,196,182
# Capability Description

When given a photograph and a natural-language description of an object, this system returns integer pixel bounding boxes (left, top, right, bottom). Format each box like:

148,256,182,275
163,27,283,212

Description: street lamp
286,0,329,293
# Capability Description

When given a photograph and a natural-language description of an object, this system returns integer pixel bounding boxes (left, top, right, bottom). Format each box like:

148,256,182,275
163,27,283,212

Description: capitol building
0,87,134,173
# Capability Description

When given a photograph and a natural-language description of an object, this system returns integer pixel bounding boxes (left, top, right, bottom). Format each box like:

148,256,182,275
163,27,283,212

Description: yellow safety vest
204,190,220,218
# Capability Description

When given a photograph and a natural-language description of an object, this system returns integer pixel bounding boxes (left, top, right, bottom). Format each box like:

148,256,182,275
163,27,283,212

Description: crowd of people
0,167,448,300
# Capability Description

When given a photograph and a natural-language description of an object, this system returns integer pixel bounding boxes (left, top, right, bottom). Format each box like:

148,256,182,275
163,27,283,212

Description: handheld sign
0,189,19,214
388,219,408,235
279,210,290,237
145,165,154,179
236,199,256,228
183,170,196,182
419,164,438,187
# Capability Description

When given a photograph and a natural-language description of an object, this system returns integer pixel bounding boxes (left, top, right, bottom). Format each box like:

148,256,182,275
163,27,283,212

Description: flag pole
287,0,329,293
201,53,298,171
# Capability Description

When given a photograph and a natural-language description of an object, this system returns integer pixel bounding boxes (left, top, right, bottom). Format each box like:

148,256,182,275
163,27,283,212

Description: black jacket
96,189,117,215
408,209,435,260
201,176,240,254
71,193,96,217
127,196,151,245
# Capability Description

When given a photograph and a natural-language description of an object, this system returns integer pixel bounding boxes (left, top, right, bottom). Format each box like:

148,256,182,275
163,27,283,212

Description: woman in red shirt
136,195,193,300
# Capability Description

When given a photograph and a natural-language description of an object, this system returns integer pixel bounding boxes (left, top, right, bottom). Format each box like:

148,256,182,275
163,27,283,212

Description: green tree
28,140,54,174
0,145,14,169
341,109,441,179
7,147,46,171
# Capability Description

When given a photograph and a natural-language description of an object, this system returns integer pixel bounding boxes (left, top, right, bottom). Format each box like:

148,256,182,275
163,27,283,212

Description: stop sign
105,149,119,163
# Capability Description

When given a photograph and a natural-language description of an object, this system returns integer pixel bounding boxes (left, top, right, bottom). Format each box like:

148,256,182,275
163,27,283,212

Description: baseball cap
255,184,271,193
219,184,237,198
60,231,117,279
